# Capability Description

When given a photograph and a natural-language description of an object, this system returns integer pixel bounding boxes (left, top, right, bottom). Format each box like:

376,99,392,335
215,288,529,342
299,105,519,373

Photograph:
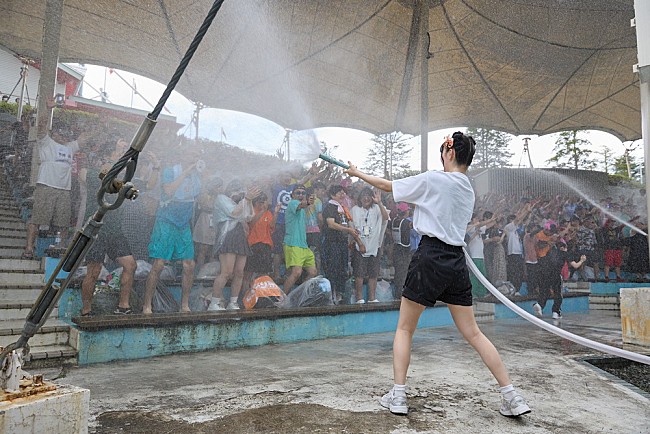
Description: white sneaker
533,303,542,317
207,300,225,311
379,389,408,415
368,299,379,303
552,311,562,319
226,301,240,310
499,393,531,417
355,299,366,304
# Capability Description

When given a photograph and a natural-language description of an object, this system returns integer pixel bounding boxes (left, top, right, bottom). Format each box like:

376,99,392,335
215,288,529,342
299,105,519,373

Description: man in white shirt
23,122,90,258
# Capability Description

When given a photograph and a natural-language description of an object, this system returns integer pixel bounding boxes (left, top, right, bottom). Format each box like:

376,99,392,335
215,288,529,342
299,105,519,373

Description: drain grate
582,356,650,399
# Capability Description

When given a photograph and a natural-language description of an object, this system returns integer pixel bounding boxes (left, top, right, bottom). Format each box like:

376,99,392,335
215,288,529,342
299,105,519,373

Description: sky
77,64,643,174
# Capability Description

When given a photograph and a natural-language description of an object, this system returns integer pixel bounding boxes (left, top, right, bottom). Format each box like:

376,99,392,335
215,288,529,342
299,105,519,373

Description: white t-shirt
392,171,474,246
504,222,523,255
37,135,79,190
351,204,384,257
466,225,486,258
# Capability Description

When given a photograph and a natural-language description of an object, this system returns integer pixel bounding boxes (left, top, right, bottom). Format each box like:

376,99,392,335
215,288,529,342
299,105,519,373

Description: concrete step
0,272,45,287
0,247,26,258
0,258,42,272
589,295,620,311
0,221,24,230
0,214,22,222
0,318,71,347
0,229,25,238
0,301,58,321
0,237,26,247
0,287,46,301
26,344,77,367
0,209,19,217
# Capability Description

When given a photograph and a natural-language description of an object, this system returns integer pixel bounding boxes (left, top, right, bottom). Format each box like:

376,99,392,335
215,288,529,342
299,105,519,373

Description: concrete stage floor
50,309,649,433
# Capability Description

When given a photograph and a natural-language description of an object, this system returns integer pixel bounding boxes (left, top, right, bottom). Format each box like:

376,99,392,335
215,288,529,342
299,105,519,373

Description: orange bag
242,275,285,310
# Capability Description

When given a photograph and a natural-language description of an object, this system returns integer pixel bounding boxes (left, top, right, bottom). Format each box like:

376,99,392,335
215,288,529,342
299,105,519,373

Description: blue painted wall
493,296,589,319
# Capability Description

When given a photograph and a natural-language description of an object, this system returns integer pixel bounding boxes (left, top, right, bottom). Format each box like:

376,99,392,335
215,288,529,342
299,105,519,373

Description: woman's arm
344,164,392,192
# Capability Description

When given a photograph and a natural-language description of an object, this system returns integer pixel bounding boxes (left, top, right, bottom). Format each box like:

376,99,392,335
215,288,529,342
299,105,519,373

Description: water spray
464,249,650,365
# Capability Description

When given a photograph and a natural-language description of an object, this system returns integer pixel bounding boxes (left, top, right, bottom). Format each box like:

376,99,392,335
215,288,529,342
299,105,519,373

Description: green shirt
283,199,308,248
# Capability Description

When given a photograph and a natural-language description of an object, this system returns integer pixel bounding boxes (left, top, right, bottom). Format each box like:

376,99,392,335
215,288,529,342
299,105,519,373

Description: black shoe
113,307,133,315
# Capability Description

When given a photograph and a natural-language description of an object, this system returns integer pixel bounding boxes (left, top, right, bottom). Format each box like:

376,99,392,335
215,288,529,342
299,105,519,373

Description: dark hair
507,214,516,223
482,211,493,220
225,179,243,194
252,192,268,206
328,184,344,198
356,187,374,206
451,131,476,167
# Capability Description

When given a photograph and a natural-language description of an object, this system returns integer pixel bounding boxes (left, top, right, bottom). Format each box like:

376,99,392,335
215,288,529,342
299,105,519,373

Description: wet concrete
50,310,649,433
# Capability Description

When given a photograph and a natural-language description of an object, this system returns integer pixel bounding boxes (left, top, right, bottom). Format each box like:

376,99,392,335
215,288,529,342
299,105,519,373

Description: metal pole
36,0,64,136
633,0,650,258
17,64,28,120
419,0,429,173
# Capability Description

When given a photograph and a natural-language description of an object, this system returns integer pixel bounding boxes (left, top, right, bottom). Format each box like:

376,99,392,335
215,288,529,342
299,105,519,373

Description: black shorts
86,230,133,263
402,236,472,307
245,242,273,273
351,248,379,279
271,223,285,254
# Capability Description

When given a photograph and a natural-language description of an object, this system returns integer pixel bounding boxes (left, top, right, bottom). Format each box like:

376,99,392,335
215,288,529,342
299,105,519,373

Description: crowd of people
4,122,648,319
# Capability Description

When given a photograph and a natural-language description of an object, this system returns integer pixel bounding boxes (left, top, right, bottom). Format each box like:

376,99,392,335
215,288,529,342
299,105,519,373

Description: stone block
620,287,650,346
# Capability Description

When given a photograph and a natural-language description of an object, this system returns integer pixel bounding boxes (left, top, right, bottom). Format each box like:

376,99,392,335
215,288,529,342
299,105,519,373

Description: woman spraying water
344,131,531,417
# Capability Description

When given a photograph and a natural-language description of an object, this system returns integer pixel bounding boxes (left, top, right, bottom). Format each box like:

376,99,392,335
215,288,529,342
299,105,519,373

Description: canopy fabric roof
1,0,641,141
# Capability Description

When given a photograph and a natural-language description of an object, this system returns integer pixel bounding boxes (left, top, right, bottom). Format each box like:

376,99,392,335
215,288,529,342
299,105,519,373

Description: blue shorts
148,220,194,261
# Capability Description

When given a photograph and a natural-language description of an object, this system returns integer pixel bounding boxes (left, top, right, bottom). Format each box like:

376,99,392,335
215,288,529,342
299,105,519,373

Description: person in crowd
243,192,276,289
23,121,91,258
601,219,625,282
350,187,388,303
79,142,136,315
193,177,222,274
533,241,586,319
305,182,325,272
282,185,318,293
391,202,413,299
483,216,507,285
142,148,202,314
345,131,531,418
523,223,541,299
322,184,364,303
532,222,560,316
208,180,260,311
465,212,496,297
624,220,649,281
270,172,295,283
571,216,598,281
504,212,526,293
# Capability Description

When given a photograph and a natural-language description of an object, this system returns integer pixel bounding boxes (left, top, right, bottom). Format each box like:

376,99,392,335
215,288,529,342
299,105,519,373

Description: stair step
0,221,24,230
0,258,42,272
0,272,45,286
0,301,58,321
0,229,26,238
0,216,23,223
0,209,19,217
0,287,46,301
27,344,77,364
0,237,26,247
0,247,26,258
0,318,71,347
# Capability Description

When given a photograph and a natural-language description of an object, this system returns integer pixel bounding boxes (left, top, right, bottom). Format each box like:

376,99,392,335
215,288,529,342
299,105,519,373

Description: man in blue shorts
142,149,202,314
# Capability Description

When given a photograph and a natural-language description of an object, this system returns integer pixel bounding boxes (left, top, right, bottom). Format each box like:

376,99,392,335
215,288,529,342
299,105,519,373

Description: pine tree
547,130,596,170
465,128,514,168
363,132,412,180
613,154,641,180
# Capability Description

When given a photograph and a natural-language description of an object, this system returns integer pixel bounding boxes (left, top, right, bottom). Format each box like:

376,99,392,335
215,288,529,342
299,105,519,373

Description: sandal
21,251,34,260
80,311,93,317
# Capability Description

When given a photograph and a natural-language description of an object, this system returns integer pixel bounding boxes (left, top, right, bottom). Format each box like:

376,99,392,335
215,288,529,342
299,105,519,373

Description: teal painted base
590,282,648,295
75,306,453,365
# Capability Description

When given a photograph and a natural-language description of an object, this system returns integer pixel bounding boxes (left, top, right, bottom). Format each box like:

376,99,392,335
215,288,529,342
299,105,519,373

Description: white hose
464,249,650,365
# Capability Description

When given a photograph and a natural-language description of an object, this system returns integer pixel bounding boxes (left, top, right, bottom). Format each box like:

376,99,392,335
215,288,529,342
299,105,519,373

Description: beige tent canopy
1,0,641,141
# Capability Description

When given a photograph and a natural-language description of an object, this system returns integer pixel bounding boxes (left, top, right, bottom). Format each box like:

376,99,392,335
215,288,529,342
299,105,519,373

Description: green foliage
612,153,642,180
0,101,34,118
465,128,514,168
547,130,597,170
393,169,422,179
363,131,412,180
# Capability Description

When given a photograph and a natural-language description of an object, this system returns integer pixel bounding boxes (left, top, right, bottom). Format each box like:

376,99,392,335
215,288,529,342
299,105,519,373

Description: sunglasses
294,190,306,196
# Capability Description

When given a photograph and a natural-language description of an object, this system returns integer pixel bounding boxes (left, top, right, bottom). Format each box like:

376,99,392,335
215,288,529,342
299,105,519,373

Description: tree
594,146,614,174
465,128,513,168
547,130,597,170
363,132,412,180
613,153,641,180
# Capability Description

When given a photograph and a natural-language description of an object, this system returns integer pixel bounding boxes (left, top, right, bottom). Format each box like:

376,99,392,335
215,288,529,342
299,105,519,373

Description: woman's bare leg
393,297,425,384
